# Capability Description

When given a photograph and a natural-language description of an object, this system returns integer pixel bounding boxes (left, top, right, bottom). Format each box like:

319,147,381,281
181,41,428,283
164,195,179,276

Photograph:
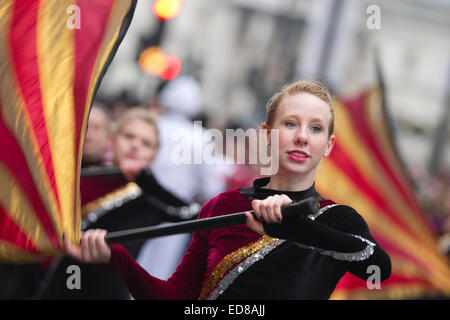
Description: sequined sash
198,235,285,300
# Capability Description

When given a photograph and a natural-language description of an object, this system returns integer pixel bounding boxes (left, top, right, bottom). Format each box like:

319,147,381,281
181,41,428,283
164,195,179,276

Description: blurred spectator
82,103,111,168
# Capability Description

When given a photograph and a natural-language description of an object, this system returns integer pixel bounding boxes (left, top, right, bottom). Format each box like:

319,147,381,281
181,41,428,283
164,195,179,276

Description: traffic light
139,46,167,77
137,0,183,80
152,0,182,20
159,55,181,80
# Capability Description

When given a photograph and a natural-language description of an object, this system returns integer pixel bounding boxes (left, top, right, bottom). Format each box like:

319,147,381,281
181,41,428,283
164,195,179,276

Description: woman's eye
311,126,323,132
123,132,134,140
285,121,296,128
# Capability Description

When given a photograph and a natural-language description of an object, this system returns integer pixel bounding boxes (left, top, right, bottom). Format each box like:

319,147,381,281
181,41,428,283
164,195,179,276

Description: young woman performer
64,80,391,299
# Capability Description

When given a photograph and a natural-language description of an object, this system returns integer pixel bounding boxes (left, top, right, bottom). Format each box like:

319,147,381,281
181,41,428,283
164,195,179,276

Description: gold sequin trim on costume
81,182,142,227
198,235,284,300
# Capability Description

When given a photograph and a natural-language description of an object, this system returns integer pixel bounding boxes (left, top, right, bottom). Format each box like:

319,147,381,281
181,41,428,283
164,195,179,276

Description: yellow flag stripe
37,0,77,247
0,240,46,263
389,253,450,292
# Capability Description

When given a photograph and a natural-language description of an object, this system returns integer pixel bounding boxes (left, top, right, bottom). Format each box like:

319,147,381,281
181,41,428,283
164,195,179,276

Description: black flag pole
81,167,123,177
106,197,319,244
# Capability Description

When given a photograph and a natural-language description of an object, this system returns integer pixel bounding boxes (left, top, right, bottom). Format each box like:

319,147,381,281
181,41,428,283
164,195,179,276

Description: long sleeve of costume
104,234,207,299
262,205,391,282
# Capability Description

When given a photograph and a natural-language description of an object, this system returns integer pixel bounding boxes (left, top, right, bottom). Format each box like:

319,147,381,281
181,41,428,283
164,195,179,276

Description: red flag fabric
0,0,136,263
316,87,450,299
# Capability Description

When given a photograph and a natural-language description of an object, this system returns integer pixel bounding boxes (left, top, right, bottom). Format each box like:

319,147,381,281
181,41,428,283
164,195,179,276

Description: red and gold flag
0,0,136,263
316,81,450,299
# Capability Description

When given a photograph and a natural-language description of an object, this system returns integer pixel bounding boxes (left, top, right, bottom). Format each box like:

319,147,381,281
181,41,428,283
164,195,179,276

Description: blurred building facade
97,0,450,188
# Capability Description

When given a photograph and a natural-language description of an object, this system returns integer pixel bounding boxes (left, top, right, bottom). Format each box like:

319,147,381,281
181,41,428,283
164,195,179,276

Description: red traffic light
159,55,182,80
139,46,182,81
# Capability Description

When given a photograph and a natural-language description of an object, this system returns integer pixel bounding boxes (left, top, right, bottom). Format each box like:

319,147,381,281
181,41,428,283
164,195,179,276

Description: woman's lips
125,153,138,160
287,150,309,162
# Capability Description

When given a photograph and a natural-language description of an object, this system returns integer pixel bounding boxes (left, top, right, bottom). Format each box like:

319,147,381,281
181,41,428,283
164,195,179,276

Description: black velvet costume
217,177,392,299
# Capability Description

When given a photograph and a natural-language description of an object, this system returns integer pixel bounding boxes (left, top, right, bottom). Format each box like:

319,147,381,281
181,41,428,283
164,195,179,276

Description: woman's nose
130,138,140,150
294,129,308,145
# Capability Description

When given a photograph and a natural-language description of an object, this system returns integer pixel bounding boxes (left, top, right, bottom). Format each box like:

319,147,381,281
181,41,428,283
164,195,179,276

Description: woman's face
112,118,158,167
265,92,335,181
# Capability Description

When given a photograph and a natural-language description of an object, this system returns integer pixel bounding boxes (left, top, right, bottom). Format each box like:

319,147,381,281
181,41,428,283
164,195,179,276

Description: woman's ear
325,134,336,156
262,122,271,142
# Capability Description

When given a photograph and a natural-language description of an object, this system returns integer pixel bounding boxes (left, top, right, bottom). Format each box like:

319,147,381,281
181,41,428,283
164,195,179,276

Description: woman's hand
63,229,111,264
245,194,293,235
